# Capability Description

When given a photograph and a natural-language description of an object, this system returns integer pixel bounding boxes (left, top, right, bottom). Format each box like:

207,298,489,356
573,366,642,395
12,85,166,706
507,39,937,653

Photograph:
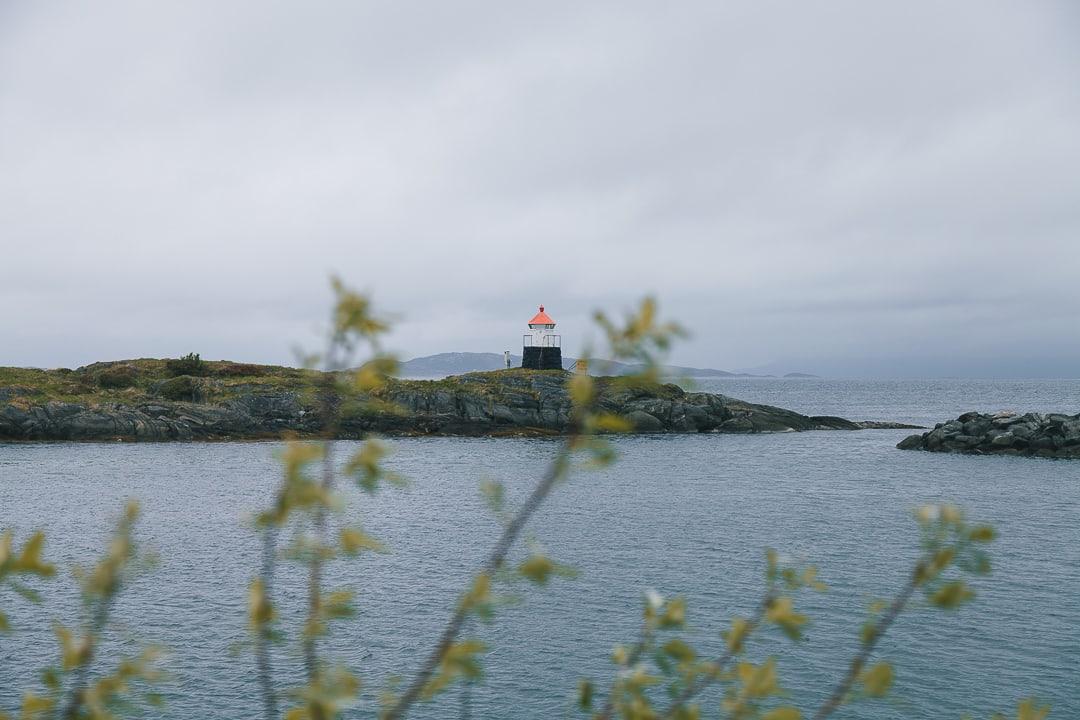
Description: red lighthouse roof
528,305,555,326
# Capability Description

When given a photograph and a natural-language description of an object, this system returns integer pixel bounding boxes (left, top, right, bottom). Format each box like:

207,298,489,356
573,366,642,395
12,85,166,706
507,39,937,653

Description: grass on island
0,359,683,411
0,359,324,407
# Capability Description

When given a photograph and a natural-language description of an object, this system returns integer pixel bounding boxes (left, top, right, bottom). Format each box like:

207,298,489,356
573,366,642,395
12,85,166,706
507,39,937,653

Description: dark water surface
1,379,1078,718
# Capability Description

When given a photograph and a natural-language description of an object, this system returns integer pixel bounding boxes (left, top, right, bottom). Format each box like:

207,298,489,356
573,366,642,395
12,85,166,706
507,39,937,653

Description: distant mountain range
397,352,818,379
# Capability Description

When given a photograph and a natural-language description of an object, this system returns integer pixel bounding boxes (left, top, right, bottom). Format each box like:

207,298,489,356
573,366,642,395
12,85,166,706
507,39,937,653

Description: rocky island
898,411,1080,459
0,359,911,442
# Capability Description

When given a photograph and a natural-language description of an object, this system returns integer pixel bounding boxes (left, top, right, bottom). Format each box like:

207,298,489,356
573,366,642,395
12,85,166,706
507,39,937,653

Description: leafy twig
254,528,279,720
381,446,573,719
813,505,993,719
657,590,775,719
811,569,918,720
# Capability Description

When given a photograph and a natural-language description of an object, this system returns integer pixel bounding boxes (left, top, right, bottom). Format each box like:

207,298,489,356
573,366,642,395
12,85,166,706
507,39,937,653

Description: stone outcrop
0,392,314,442
897,411,1080,459
0,368,906,442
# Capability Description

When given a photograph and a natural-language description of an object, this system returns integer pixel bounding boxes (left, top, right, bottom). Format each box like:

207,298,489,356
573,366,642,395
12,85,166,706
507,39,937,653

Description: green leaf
345,440,391,494
40,667,60,691
662,639,696,663
800,566,827,592
766,596,807,641
354,355,399,392
479,479,505,514
8,581,43,604
736,659,780,699
1016,697,1051,720
659,597,687,629
321,590,356,621
763,708,802,720
724,616,751,654
577,679,594,710
14,531,55,577
459,574,494,621
859,621,877,645
568,373,595,409
340,527,387,556
611,644,630,665
422,640,487,699
930,581,975,609
860,662,893,698
594,413,633,433
519,555,555,585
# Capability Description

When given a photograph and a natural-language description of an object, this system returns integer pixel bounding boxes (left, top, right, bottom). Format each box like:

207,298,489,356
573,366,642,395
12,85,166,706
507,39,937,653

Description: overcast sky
2,1,1078,377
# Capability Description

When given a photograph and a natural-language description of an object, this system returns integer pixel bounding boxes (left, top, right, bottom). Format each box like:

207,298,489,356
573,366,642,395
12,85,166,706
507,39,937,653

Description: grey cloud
2,1,1079,376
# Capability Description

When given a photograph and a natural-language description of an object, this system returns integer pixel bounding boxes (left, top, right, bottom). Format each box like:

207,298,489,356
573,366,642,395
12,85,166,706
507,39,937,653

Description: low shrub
96,364,138,389
166,353,208,377
216,362,266,377
155,375,200,402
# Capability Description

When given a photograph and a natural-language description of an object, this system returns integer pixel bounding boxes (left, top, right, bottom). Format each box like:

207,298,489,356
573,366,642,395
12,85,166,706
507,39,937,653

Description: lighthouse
521,305,563,370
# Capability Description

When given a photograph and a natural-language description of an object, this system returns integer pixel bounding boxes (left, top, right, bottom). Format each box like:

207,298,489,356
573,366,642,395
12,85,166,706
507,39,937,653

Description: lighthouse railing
522,334,561,348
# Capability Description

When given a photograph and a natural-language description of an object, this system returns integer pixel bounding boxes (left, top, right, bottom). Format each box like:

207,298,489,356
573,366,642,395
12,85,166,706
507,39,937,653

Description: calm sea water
1,379,1078,718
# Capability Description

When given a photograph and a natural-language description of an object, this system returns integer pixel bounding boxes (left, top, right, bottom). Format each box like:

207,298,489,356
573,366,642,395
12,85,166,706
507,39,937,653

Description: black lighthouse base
522,346,563,370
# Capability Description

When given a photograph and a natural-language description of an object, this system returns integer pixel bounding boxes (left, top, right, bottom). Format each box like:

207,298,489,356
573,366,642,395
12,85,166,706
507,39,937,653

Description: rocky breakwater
0,363,911,442
897,410,1080,459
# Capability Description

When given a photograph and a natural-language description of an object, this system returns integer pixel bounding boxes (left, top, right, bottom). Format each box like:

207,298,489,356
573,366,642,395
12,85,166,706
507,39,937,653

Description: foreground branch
657,591,774,719
61,596,113,720
812,568,920,720
594,624,652,720
303,370,343,684
381,445,573,720
254,529,279,720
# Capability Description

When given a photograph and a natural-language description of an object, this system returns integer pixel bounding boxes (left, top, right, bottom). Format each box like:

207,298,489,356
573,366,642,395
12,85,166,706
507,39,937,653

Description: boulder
626,410,664,432
897,434,924,450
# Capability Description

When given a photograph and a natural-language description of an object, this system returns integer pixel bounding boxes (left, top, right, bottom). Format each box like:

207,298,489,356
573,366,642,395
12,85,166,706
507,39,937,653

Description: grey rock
897,410,1080,459
626,411,664,432
856,420,925,430
1010,424,1034,440
897,434,924,450
0,386,35,401
943,419,964,433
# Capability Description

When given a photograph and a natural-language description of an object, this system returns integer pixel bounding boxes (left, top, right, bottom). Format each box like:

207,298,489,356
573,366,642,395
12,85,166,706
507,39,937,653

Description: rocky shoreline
0,363,914,442
897,411,1080,459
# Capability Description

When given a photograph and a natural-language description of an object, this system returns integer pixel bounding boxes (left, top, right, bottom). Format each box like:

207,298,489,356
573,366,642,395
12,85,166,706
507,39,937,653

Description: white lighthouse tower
522,305,562,370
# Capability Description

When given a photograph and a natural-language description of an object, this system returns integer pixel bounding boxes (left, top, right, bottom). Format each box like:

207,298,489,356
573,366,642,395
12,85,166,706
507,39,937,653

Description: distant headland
399,352,819,379
402,304,818,379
